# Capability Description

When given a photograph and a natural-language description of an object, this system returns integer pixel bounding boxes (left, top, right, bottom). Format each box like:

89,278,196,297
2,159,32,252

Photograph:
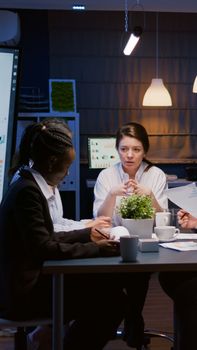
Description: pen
95,228,109,239
181,212,188,220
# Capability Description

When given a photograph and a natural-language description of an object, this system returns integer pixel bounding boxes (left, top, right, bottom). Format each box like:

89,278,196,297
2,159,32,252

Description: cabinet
17,112,80,220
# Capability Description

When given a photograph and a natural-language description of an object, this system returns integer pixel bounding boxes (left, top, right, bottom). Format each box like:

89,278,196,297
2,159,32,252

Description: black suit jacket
0,170,99,313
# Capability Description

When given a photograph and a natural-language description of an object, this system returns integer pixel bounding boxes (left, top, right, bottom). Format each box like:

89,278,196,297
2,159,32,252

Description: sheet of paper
160,241,197,251
164,182,197,216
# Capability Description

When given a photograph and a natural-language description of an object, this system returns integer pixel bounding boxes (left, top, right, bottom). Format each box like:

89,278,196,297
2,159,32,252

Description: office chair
0,317,51,350
116,326,174,349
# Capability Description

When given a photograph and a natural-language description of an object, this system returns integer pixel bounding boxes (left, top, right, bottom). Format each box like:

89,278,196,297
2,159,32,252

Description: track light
192,76,197,93
123,0,144,56
123,26,143,55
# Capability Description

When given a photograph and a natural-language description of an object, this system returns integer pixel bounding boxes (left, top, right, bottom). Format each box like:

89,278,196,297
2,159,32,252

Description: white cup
154,226,180,242
155,212,171,226
120,235,139,262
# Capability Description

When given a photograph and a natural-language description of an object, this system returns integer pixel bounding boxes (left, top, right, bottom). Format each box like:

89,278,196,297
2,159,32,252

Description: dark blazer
0,170,99,315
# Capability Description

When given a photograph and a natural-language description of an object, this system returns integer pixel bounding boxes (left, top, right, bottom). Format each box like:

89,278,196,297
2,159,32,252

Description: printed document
164,182,197,217
160,241,197,251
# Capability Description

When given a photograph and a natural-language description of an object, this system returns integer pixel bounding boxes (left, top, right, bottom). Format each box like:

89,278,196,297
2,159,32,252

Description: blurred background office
1,2,197,350
1,0,197,220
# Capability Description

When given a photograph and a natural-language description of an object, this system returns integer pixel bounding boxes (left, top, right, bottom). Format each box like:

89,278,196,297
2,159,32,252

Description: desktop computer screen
0,46,20,202
88,137,119,169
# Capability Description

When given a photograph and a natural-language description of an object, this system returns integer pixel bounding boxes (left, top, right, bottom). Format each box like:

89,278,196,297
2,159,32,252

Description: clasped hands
110,179,152,197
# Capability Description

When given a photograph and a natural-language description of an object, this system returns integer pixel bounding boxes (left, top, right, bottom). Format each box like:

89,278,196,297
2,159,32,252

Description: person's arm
15,184,119,260
96,190,118,217
53,219,86,233
54,216,112,232
14,185,100,260
129,179,163,212
150,192,163,212
93,169,132,218
96,182,135,217
131,167,168,212
85,216,111,228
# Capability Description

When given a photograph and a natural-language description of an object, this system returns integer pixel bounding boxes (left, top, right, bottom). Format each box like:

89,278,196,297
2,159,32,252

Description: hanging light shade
192,76,197,93
142,13,172,107
143,78,172,106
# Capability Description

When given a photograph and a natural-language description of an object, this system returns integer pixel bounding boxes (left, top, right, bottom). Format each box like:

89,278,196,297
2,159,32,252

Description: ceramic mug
155,212,171,226
154,226,180,242
120,235,139,262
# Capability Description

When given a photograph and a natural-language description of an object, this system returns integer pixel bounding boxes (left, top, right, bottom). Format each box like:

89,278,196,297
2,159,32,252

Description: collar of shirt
28,168,56,201
119,160,148,183
26,168,63,224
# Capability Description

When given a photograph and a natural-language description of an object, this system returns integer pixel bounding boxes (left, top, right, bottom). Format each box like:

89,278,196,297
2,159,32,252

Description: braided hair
10,119,73,176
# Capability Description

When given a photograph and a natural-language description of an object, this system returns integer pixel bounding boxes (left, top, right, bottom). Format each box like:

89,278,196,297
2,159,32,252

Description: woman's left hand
129,179,152,196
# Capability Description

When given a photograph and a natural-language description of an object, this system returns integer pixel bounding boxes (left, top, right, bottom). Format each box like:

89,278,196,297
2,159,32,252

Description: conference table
43,244,197,350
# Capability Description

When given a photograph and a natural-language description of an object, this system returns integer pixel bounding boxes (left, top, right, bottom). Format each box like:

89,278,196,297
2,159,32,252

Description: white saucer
158,236,177,243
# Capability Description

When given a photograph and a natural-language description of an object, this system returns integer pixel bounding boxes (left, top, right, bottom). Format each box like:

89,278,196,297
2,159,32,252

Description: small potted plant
118,194,155,238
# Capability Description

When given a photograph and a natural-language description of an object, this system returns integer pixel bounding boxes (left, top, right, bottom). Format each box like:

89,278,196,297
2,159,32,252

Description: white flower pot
121,218,154,239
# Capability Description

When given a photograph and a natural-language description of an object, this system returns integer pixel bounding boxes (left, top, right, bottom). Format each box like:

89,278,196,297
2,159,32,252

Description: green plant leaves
118,194,155,219
51,81,75,112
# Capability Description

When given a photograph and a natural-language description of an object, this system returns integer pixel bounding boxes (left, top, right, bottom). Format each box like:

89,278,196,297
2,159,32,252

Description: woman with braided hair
10,119,112,232
0,119,126,350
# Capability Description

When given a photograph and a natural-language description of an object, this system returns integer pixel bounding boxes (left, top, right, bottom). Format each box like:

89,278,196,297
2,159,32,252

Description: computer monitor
88,137,119,169
0,46,20,202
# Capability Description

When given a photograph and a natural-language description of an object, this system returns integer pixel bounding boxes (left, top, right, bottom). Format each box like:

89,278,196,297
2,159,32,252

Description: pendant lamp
123,0,144,56
142,12,172,106
192,76,197,93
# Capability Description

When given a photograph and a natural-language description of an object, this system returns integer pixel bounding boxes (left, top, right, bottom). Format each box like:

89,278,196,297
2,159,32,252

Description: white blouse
29,169,85,232
93,161,168,226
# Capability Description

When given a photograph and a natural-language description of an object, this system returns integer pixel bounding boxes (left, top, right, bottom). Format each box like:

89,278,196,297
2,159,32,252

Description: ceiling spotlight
72,5,85,11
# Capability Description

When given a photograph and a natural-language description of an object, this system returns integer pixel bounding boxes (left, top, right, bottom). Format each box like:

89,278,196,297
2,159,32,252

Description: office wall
48,11,197,165
17,10,49,101
17,9,197,165
15,9,197,218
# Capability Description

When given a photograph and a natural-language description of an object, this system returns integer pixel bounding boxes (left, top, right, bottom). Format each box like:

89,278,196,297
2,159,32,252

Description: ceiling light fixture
123,0,144,56
72,5,85,11
142,12,172,106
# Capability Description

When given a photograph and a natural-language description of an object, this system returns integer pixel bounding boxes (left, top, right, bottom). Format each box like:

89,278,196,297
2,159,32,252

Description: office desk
43,247,197,350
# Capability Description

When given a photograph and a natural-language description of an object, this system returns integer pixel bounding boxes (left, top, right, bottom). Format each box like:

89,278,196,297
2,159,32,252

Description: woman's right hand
177,209,197,229
90,227,120,256
109,180,133,196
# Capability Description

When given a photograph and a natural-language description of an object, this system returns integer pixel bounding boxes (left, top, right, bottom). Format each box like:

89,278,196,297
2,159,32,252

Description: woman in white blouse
93,122,168,226
93,122,168,349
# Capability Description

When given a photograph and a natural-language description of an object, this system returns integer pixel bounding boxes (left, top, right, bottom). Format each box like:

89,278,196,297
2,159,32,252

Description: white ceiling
0,0,197,13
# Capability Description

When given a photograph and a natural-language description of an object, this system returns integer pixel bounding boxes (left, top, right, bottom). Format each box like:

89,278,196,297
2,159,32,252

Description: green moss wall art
49,79,76,113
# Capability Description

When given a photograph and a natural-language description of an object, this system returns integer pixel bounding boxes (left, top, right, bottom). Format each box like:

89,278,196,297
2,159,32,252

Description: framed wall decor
49,79,76,113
